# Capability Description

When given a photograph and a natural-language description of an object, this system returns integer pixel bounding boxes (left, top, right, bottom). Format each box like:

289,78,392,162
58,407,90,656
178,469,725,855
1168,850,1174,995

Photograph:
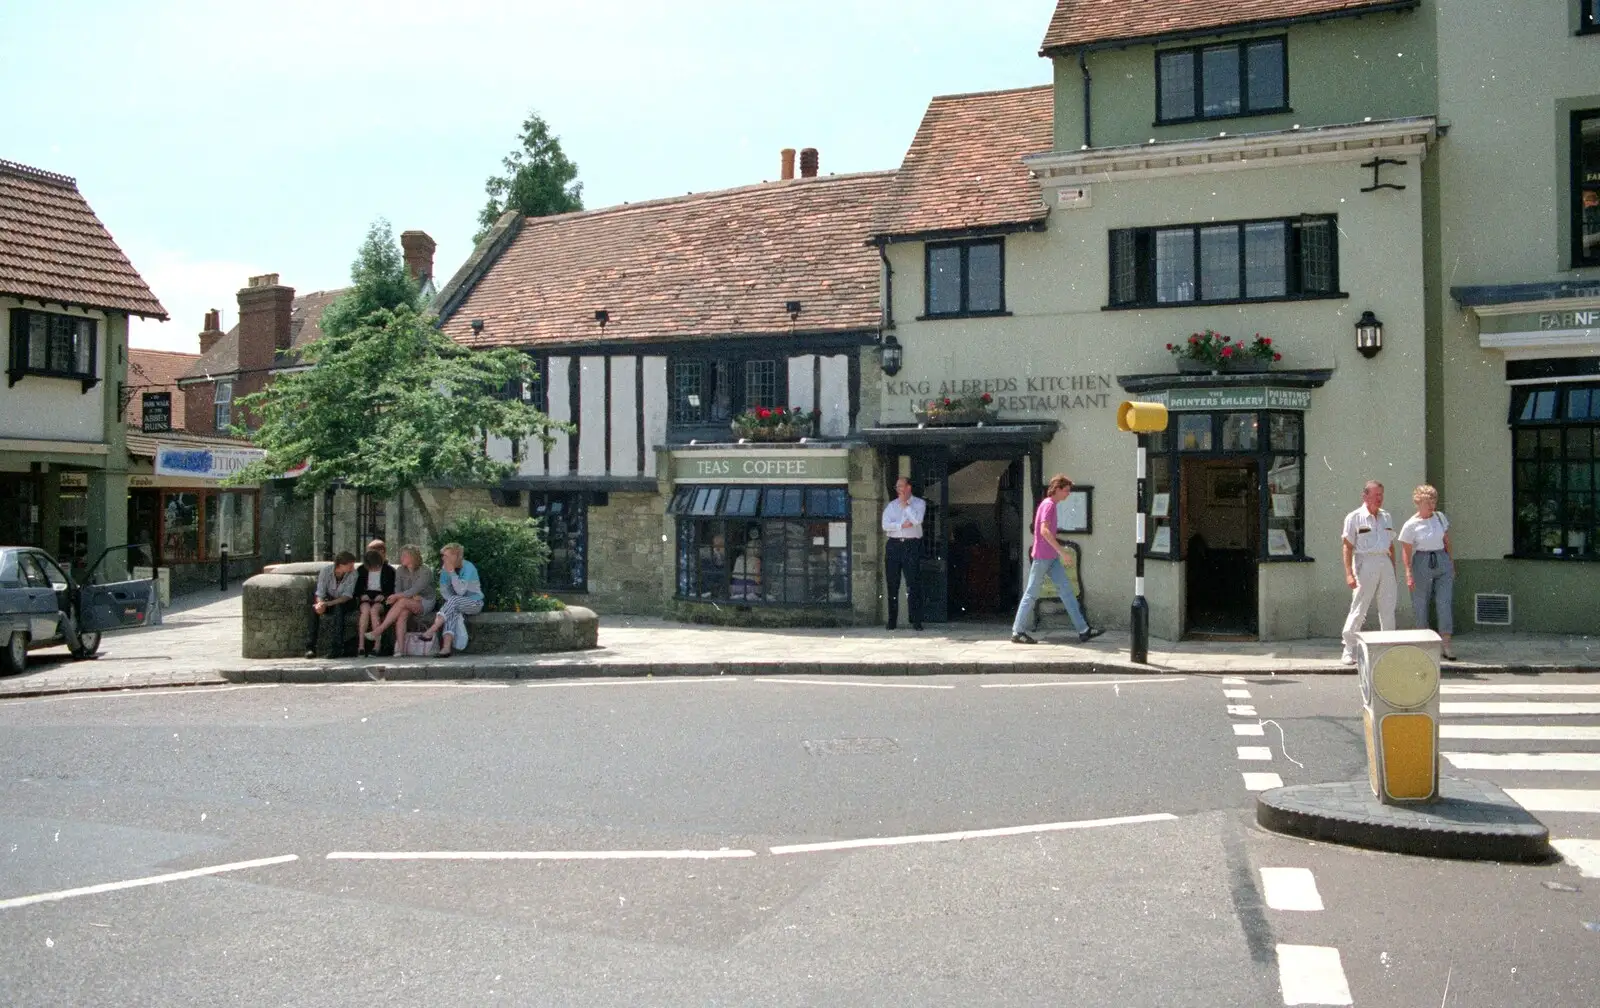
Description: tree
317,219,420,342
476,109,583,241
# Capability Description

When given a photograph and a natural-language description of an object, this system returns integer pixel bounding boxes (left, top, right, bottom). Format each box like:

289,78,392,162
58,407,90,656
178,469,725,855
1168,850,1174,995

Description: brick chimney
236,274,294,380
780,148,796,181
400,230,436,285
198,309,224,355
799,148,819,178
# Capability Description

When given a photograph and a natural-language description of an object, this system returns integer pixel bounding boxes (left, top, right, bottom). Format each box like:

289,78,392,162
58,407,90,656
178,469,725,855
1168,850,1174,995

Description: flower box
1167,330,1282,373
731,406,818,442
915,393,997,426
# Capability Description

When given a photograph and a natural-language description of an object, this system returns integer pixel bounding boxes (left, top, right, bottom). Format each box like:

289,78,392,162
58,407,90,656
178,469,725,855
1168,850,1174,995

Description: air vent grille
1474,593,1512,626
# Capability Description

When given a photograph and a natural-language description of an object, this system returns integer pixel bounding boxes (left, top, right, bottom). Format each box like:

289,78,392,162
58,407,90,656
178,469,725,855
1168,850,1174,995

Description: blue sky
1,1,1056,352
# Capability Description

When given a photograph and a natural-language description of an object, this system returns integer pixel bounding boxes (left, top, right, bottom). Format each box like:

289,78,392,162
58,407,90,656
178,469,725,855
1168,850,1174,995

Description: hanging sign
140,392,172,432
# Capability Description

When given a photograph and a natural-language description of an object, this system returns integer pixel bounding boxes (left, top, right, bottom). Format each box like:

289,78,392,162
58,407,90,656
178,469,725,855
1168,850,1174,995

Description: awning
856,421,1059,449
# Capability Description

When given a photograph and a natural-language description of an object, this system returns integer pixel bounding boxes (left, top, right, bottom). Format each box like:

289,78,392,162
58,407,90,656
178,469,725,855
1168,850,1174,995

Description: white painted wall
578,356,607,475
0,300,109,442
787,355,815,413
641,355,668,477
819,354,850,437
609,355,639,475
546,356,571,475
486,434,513,463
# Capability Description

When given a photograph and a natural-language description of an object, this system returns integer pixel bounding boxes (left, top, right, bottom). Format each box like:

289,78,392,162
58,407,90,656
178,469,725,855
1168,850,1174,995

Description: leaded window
1157,37,1288,124
1109,215,1339,309
1511,382,1600,558
671,483,850,605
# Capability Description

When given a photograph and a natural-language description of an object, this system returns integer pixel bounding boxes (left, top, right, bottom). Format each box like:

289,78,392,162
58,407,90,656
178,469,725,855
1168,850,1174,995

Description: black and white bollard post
1117,401,1170,665
282,543,292,566
219,545,229,592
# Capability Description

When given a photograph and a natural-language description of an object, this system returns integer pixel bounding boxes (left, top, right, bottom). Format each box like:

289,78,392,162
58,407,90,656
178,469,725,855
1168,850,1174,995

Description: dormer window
6,308,99,391
1156,37,1288,125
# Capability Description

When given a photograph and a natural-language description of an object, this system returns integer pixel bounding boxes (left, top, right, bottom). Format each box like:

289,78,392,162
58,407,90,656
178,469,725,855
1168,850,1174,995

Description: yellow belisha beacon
1355,629,1442,803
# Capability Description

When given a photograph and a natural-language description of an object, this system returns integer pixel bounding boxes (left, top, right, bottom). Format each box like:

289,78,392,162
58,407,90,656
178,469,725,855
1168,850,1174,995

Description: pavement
2,585,1597,697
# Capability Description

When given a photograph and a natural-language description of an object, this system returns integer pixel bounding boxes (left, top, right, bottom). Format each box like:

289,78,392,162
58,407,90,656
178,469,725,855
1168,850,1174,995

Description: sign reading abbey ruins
884,373,1115,415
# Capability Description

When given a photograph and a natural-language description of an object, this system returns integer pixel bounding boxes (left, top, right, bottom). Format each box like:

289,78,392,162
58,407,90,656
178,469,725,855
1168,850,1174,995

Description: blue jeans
1011,558,1088,636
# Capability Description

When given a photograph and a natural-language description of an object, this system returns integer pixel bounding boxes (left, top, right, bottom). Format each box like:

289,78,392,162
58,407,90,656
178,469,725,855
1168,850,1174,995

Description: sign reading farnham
885,373,1115,416
672,450,849,485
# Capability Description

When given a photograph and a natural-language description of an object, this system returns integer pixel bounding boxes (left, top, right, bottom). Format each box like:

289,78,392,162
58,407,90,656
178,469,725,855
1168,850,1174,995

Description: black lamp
1355,310,1383,359
880,333,903,376
594,309,610,330
785,300,802,322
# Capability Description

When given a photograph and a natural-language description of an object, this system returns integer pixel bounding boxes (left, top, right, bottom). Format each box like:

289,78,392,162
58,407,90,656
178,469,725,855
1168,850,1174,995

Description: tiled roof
0,159,167,319
124,348,198,428
438,172,895,349
868,85,1053,242
1040,0,1414,52
179,287,346,381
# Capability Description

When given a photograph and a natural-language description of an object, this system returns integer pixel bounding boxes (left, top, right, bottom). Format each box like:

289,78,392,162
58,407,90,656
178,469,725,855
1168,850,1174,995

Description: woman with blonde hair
367,544,435,653
419,542,484,657
1398,484,1456,660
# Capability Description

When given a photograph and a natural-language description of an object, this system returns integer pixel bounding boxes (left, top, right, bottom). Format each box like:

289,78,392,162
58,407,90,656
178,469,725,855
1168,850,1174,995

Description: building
1,158,166,576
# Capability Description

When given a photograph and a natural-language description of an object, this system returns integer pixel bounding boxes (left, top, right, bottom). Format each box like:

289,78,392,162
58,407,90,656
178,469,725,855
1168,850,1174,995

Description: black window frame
530,492,589,591
1572,109,1600,268
1509,381,1600,561
920,238,1008,320
1581,1,1599,35
1106,214,1342,310
668,356,788,430
6,307,100,392
1155,36,1289,126
670,483,851,606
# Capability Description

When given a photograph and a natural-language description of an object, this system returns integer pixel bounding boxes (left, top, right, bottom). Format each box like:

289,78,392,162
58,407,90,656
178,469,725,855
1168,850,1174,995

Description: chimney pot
399,230,437,286
248,273,280,288
780,148,796,181
799,148,819,178
198,309,224,355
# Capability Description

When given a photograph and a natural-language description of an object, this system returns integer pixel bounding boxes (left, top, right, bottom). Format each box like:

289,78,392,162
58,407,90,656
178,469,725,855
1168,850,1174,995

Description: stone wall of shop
576,491,668,616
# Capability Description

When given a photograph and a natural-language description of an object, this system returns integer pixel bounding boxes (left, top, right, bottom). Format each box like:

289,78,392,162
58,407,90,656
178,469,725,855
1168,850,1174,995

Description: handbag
402,631,438,657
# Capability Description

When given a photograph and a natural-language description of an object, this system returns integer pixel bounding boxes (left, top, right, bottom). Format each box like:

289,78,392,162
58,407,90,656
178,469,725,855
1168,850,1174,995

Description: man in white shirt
1339,479,1396,664
881,476,926,631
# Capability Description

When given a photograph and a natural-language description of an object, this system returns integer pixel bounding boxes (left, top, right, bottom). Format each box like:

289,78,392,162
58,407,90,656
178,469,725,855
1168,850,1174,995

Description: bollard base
1256,777,1551,863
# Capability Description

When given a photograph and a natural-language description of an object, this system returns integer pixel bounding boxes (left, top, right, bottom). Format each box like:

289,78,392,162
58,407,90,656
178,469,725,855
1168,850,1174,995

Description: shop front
125,436,271,597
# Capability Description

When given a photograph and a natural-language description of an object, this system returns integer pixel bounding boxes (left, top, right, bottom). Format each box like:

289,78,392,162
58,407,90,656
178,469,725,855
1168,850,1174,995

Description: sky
1,1,1057,353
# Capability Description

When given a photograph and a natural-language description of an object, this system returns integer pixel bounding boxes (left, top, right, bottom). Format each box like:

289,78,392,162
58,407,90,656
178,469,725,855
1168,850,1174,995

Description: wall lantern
1355,310,1383,359
880,333,904,376
594,309,610,331
785,300,802,323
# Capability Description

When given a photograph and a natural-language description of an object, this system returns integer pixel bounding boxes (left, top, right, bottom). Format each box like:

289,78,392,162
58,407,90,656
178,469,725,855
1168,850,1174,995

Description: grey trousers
1410,551,1454,635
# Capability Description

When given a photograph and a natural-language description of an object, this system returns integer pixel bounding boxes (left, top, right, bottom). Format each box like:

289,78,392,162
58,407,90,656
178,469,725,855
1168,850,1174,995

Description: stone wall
463,608,598,654
574,491,667,616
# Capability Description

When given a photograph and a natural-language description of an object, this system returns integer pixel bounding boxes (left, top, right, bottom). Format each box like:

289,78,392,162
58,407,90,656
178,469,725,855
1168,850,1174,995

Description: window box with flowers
1166,330,1282,374
731,406,819,442
914,392,998,426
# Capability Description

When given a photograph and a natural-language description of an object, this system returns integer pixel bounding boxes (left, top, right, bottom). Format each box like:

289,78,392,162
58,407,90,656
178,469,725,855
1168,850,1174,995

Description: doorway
1182,459,1258,637
913,455,1026,622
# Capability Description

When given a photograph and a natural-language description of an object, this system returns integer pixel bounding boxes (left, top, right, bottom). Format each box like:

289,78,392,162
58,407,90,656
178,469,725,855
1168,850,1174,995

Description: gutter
878,244,894,330
1079,51,1092,149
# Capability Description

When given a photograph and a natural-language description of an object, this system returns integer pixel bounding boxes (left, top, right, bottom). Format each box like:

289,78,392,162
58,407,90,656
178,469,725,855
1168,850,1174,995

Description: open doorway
1182,459,1258,637
916,457,1025,621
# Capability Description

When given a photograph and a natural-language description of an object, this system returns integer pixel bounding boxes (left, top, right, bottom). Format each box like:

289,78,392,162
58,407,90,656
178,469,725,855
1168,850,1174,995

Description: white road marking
1552,838,1600,878
1243,773,1284,791
0,854,298,911
1238,746,1273,761
0,684,277,706
1223,689,1252,699
1441,724,1600,741
758,678,955,690
1443,751,1600,772
978,677,1184,689
1441,683,1600,695
1222,677,1248,685
1228,705,1258,716
379,682,508,688
1440,702,1600,716
1235,724,1266,736
327,849,757,861
1276,944,1352,1005
1260,867,1324,911
525,677,741,688
1505,789,1600,813
767,812,1178,855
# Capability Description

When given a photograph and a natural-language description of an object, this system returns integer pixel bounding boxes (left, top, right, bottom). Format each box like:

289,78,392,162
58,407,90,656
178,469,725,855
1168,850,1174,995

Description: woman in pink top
1010,474,1103,645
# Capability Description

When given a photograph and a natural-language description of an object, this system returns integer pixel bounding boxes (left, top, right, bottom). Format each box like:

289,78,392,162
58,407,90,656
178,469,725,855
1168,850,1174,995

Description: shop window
214,380,233,431
1156,37,1287,124
154,489,258,564
671,484,850,605
670,358,786,427
1573,110,1600,267
1510,381,1600,559
6,308,98,389
1108,215,1338,308
924,239,1006,318
530,493,588,591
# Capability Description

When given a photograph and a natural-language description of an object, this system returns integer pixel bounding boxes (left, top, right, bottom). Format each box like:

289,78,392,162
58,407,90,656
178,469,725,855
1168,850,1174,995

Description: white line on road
1243,773,1285,791
326,849,757,861
1235,724,1266,736
1552,838,1600,878
1441,683,1600,695
1260,868,1324,912
1223,689,1252,699
1238,746,1273,761
768,812,1178,855
1505,789,1600,813
1441,724,1600,741
1222,677,1248,685
1440,702,1600,716
757,678,956,690
0,854,298,911
1228,705,1258,716
1275,944,1352,1005
978,677,1185,689
0,684,278,706
1443,751,1600,772
378,682,509,688
525,677,742,688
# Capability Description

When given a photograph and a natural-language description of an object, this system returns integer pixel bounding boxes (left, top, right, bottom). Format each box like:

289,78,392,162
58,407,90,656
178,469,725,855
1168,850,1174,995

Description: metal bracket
1360,157,1407,193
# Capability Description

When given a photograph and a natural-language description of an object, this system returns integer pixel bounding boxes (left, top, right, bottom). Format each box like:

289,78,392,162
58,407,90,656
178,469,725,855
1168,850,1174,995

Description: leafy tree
318,219,420,341
476,109,583,241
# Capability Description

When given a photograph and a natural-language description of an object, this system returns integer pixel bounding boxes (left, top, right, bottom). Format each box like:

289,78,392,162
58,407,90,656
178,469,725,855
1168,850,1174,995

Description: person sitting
353,548,396,657
304,551,358,659
368,544,436,654
419,542,483,657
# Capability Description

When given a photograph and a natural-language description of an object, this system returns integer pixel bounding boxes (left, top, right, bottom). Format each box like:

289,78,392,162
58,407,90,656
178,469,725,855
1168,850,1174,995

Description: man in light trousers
1010,474,1104,645
1339,479,1396,665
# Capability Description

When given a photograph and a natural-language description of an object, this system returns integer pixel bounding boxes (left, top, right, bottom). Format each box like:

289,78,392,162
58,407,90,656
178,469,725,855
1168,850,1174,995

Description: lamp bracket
1359,157,1407,193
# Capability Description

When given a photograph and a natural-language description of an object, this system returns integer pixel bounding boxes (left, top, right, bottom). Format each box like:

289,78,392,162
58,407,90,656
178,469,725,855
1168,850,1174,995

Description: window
530,493,588,591
6,308,98,389
1582,1,1599,34
356,492,385,546
1108,215,1339,308
1573,110,1600,267
671,483,851,605
1157,37,1287,124
924,239,1005,317
1510,381,1600,559
670,358,785,426
214,380,233,431
155,490,258,564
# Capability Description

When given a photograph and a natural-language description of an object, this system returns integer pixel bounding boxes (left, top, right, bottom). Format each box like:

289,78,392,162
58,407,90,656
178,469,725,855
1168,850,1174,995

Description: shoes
1339,654,1357,666
1010,632,1038,645
1441,653,1457,662
1078,627,1105,643
303,649,316,659
364,631,379,642
913,622,924,631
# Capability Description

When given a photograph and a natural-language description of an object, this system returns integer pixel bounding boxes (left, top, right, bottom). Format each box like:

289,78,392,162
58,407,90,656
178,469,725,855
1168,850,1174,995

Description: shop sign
1145,387,1312,411
58,472,88,489
884,373,1115,415
1538,309,1600,330
672,450,849,484
141,392,172,433
154,445,265,480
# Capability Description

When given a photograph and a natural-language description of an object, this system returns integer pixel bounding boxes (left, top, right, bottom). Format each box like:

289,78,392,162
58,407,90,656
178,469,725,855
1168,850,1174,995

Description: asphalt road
0,672,1596,1006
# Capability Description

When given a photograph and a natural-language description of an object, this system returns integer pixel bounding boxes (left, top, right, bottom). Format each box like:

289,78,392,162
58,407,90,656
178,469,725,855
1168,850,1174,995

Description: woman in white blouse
1398,484,1455,659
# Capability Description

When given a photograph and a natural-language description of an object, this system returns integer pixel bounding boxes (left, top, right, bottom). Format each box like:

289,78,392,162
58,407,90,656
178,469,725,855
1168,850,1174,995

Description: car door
15,554,64,643
75,557,156,633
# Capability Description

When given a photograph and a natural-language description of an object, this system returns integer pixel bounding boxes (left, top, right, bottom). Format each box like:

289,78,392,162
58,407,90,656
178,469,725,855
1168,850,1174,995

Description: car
0,545,158,676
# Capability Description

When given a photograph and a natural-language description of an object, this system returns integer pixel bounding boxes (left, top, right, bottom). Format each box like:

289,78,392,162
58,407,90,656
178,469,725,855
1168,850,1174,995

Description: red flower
1221,345,1235,358
1166,343,1174,350
757,407,771,419
1261,337,1272,346
1273,352,1282,361
942,397,952,406
1189,335,1199,343
980,393,993,403
1222,335,1231,342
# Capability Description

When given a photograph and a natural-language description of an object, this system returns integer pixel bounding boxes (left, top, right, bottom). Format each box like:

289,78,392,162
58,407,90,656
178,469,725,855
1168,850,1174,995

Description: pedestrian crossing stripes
1440,701,1600,716
1275,944,1352,1006
1442,751,1600,772
1440,683,1600,695
1550,838,1600,877
1441,724,1600,740
1260,867,1324,911
1503,789,1600,814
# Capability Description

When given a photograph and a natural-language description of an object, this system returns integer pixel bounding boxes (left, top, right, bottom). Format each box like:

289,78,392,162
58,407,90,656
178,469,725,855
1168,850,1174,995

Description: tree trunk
406,485,440,548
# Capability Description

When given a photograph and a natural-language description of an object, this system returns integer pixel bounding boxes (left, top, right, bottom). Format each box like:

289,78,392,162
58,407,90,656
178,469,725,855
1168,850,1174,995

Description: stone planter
1223,356,1271,373
463,607,599,654
732,422,811,442
1175,358,1218,374
913,408,1000,426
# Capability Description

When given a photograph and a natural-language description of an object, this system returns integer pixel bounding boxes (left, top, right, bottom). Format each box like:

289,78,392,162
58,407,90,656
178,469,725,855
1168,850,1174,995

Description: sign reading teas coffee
671,450,849,485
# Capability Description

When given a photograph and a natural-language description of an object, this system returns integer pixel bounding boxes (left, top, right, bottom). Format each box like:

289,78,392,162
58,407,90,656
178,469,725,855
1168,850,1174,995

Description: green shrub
429,510,563,612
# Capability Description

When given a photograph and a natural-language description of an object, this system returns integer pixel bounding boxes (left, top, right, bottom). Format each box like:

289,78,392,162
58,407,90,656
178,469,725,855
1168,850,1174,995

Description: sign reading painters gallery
154,444,266,480
1144,387,1313,411
672,450,849,485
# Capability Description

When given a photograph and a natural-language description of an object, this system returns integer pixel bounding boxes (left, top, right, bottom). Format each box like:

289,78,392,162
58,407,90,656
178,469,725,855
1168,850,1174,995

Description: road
0,671,1596,1006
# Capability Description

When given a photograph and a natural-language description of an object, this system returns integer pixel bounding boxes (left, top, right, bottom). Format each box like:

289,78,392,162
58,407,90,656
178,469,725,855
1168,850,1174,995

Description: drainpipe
877,243,895,330
1079,51,1092,149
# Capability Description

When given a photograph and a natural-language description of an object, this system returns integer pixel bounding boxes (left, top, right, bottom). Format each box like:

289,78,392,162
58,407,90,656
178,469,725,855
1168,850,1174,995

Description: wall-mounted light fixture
594,309,609,331
880,333,903,376
469,319,484,334
785,300,802,323
1355,310,1383,359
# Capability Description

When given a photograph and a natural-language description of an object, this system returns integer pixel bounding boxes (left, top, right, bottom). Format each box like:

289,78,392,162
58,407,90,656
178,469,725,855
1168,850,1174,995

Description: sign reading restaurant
885,372,1116,414
671,449,849,485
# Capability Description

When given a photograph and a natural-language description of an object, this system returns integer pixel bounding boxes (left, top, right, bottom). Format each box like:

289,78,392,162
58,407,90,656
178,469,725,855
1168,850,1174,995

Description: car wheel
67,616,101,659
1,632,26,675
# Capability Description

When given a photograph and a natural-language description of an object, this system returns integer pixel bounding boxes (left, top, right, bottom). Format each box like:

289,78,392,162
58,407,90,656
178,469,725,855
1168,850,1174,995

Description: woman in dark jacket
353,548,396,657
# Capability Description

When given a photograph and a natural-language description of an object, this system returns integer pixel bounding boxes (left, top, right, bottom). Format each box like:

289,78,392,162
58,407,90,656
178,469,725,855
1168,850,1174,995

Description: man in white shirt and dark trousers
1339,480,1396,665
881,476,925,631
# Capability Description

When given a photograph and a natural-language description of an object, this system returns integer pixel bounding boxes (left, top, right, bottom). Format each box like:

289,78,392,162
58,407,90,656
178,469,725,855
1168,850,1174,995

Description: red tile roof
1040,0,1414,52
125,348,198,428
0,159,167,319
868,85,1053,242
179,287,346,381
439,172,895,349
